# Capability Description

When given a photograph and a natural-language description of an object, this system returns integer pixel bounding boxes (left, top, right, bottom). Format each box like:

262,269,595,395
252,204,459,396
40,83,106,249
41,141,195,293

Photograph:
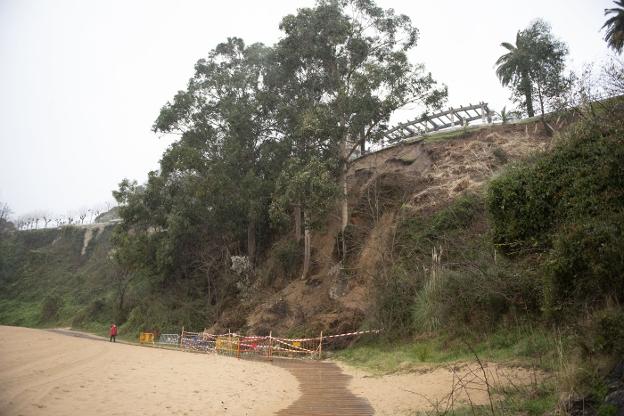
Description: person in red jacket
109,323,118,342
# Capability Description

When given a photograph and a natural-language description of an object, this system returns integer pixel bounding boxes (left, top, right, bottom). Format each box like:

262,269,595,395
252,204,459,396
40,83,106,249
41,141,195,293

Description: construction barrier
158,333,179,345
173,328,381,360
139,332,155,344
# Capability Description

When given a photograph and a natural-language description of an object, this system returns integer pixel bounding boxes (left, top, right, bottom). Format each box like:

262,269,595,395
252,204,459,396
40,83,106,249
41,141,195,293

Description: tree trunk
301,211,311,280
536,84,554,136
522,72,535,117
247,212,256,267
294,203,302,243
339,137,350,259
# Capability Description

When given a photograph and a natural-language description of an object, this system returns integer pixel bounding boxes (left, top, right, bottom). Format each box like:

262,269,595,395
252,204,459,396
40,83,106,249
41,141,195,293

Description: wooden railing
383,102,491,143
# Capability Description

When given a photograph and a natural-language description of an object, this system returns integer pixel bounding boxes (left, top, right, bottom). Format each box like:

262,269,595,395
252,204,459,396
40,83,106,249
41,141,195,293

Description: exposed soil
242,121,551,335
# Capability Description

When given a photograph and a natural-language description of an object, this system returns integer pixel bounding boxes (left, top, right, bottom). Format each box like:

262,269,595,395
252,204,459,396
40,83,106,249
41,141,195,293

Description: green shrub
372,265,419,337
488,131,624,254
71,298,111,328
415,266,541,332
546,216,624,308
396,192,484,270
488,121,624,310
40,294,63,322
594,309,624,356
273,239,302,276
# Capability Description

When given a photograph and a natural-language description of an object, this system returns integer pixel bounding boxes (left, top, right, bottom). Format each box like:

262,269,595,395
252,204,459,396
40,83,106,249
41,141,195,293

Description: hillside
239,121,551,335
0,120,551,336
0,223,117,332
2,109,623,413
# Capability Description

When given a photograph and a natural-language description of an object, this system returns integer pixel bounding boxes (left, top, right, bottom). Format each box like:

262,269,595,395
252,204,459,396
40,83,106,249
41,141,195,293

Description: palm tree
603,0,624,53
495,32,535,117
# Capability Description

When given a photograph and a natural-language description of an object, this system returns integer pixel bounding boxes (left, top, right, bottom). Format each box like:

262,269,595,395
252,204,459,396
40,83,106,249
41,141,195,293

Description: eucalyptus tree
153,38,281,267
496,20,569,120
603,0,624,53
273,0,446,258
270,156,338,279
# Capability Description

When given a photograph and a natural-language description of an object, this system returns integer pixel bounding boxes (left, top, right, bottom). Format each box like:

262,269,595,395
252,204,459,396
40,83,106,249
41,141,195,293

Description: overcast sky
0,0,615,218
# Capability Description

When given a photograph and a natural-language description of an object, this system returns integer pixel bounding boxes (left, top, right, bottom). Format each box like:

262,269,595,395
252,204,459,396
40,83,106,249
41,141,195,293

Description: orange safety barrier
139,332,155,344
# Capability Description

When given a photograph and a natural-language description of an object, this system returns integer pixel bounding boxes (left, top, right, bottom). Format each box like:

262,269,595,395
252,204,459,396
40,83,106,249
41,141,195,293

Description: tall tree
154,38,280,267
496,32,535,117
271,157,338,279
273,0,446,258
603,0,624,53
496,20,568,120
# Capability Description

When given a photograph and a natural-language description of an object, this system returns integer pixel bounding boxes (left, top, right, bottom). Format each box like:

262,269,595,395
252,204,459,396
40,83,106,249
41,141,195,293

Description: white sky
0,0,614,218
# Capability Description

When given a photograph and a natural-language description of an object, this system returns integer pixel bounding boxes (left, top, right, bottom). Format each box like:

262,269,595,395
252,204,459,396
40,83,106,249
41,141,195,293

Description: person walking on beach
109,323,117,342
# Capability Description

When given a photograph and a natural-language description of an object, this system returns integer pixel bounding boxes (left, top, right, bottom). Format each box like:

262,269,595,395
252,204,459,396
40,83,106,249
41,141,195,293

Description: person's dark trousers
110,335,116,342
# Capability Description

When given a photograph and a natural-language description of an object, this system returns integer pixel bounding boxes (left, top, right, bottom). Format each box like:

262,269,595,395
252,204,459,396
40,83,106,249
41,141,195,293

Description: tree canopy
111,0,446,324
603,0,624,53
496,19,569,118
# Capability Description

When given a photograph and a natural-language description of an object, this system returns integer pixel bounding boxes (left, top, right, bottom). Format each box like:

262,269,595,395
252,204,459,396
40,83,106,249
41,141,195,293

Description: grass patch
423,382,557,416
335,326,563,374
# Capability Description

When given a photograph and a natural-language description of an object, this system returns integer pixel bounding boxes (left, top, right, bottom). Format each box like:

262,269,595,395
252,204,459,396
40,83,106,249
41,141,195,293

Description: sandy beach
340,361,543,415
0,326,299,416
0,325,545,416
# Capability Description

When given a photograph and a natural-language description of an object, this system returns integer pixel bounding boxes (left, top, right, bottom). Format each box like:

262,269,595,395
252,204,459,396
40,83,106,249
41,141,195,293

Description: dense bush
547,216,624,308
273,239,302,277
417,266,542,332
488,120,624,308
488,130,624,254
40,294,63,322
378,192,542,335
372,264,419,337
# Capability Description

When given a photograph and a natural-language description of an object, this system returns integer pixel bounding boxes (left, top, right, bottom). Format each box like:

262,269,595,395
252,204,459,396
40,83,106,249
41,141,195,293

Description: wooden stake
237,336,241,359
268,331,273,361
318,331,323,360
179,326,184,349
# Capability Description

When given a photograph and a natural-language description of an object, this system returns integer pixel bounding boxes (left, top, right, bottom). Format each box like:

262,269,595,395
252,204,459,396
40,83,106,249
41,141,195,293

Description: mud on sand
0,326,298,416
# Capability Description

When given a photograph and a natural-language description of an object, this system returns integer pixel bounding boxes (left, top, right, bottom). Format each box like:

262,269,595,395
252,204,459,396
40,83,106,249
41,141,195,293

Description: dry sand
339,362,543,416
0,325,545,416
0,326,299,416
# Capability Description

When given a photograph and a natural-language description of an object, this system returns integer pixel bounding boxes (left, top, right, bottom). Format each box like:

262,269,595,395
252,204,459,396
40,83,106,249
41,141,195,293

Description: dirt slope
243,122,551,335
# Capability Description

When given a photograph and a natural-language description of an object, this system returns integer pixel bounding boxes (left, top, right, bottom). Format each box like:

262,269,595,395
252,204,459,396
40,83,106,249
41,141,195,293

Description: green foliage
378,191,545,336
418,267,541,332
0,225,121,329
602,1,624,53
372,264,419,337
270,157,339,230
40,294,63,322
546,217,624,308
336,326,560,374
496,19,569,117
488,119,624,308
274,0,447,148
581,308,624,357
273,239,302,277
397,193,490,281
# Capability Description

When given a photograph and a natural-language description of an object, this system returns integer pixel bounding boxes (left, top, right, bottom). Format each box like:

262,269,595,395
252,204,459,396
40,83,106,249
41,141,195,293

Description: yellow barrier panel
216,336,236,353
139,332,154,344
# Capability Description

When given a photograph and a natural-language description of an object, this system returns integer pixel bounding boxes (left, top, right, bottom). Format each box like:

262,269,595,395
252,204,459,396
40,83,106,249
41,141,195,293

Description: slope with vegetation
1,1,624,414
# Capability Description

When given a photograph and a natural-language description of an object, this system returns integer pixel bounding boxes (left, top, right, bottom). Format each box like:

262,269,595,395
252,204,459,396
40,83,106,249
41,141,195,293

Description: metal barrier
158,333,179,345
